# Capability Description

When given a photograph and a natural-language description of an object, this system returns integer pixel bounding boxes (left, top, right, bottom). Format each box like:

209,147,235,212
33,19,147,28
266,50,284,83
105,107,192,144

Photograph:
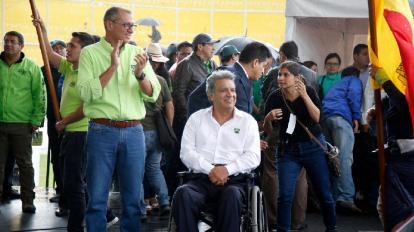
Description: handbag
281,92,341,177
154,110,177,149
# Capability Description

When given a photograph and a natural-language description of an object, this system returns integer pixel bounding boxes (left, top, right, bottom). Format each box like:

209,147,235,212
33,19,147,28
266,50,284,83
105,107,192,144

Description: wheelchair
168,171,268,232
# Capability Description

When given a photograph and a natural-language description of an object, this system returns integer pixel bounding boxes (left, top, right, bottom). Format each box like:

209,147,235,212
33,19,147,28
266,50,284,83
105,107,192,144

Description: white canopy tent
285,0,414,74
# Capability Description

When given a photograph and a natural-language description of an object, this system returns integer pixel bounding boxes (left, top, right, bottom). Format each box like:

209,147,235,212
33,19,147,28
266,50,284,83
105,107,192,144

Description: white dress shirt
180,107,261,176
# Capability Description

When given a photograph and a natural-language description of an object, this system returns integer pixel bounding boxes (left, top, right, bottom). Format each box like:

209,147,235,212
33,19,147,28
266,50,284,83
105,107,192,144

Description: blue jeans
85,122,145,232
277,135,336,232
322,116,355,202
140,130,170,212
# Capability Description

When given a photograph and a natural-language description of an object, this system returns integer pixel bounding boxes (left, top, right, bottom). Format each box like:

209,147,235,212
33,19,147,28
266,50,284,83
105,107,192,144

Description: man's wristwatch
136,72,146,81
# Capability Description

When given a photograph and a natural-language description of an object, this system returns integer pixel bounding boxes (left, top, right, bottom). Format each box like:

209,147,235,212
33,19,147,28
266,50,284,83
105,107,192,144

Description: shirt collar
101,37,126,53
207,106,244,120
0,51,25,64
192,52,208,64
236,62,249,80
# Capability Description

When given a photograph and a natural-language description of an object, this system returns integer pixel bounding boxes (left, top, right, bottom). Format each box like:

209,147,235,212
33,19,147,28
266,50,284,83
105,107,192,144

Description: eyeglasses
112,21,137,30
326,62,340,66
3,40,20,45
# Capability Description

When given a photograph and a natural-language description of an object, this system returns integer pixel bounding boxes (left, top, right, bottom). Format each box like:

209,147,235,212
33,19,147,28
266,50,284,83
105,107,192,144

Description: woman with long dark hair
263,61,336,232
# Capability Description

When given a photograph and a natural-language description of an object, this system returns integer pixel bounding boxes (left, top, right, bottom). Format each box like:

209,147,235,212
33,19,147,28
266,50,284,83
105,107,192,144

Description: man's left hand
369,64,389,86
31,125,39,133
260,140,269,151
208,166,229,186
134,53,149,78
55,120,66,133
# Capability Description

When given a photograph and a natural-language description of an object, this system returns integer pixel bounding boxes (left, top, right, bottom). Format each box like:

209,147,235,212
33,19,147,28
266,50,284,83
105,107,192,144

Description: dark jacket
383,81,413,140
187,62,252,117
41,65,62,121
173,53,217,119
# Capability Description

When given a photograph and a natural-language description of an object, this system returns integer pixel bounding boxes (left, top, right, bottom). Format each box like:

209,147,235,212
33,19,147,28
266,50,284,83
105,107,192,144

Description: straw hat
146,43,169,63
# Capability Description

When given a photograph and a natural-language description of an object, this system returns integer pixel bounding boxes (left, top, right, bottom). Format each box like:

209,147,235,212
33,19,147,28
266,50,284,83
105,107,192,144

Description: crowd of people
0,5,413,232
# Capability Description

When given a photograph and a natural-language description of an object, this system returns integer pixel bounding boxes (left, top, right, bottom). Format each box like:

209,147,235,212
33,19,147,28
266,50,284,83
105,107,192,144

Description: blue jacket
187,62,253,117
322,75,363,126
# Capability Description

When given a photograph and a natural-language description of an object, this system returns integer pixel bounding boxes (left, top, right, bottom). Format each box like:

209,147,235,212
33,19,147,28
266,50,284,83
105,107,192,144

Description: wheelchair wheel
258,191,268,232
249,186,268,232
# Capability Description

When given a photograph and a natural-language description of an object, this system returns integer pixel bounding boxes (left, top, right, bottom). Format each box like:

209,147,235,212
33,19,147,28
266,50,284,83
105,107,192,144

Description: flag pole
368,0,386,227
29,0,61,121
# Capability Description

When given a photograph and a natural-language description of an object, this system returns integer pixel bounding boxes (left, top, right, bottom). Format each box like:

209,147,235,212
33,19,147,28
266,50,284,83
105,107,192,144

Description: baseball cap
50,39,66,48
146,43,169,63
219,45,240,58
192,33,220,49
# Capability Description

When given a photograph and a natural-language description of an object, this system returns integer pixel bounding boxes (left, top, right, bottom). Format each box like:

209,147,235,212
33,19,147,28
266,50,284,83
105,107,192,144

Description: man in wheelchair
171,70,261,232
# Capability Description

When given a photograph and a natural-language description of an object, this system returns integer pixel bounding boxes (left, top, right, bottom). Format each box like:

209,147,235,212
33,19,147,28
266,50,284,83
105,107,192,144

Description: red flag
384,9,414,131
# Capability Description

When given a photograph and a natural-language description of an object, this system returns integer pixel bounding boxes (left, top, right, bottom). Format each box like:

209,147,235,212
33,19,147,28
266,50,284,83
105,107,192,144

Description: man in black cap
172,33,219,142
168,33,219,195
187,41,271,117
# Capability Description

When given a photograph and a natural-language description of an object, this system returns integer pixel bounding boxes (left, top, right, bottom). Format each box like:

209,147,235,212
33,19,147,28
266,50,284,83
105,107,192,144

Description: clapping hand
134,53,149,78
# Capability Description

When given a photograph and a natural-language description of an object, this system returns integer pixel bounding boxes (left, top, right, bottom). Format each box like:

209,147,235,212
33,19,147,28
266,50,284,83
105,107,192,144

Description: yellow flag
368,0,413,94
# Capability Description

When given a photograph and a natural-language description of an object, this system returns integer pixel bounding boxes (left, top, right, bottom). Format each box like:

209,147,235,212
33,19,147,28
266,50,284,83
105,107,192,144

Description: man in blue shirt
322,66,363,213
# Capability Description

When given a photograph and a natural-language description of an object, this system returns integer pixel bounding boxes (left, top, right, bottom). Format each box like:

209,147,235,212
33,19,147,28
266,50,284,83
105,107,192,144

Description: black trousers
2,151,15,197
172,174,246,232
59,132,87,232
47,118,63,194
166,118,188,196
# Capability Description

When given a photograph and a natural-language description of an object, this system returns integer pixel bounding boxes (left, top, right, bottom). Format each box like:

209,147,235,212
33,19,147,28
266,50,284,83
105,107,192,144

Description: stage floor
0,188,383,232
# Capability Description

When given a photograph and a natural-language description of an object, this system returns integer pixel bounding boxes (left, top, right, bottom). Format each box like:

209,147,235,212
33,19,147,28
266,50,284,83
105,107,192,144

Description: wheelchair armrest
177,171,190,178
176,171,207,186
177,171,191,186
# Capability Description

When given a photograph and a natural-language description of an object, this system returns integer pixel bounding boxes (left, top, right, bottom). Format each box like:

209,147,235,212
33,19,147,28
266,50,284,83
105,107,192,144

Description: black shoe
9,189,21,200
269,224,277,231
55,207,68,217
49,195,60,203
292,223,308,231
1,195,10,203
22,202,36,214
337,201,363,214
1,189,20,202
140,215,148,223
160,205,171,216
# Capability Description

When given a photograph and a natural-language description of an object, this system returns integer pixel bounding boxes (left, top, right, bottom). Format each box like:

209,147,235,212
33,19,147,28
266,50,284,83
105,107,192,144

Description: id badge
286,113,296,134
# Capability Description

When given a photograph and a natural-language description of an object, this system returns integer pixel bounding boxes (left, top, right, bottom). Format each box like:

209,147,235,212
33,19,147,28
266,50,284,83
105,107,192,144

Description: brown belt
91,118,141,128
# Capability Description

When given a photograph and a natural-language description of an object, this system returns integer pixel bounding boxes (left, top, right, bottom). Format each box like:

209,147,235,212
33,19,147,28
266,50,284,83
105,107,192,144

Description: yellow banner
368,0,413,93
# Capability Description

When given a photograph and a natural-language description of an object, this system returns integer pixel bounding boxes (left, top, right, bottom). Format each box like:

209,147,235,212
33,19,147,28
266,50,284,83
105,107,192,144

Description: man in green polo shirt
77,7,160,232
33,15,96,231
0,31,46,213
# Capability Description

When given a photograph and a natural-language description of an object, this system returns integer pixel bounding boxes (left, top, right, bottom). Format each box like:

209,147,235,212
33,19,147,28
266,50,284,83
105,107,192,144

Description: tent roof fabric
286,0,414,18
284,0,414,71
285,0,368,18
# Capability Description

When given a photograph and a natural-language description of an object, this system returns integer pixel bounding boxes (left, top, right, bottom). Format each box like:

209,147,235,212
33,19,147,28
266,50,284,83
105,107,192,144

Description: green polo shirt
77,38,161,120
0,52,46,126
58,59,88,132
203,60,214,75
